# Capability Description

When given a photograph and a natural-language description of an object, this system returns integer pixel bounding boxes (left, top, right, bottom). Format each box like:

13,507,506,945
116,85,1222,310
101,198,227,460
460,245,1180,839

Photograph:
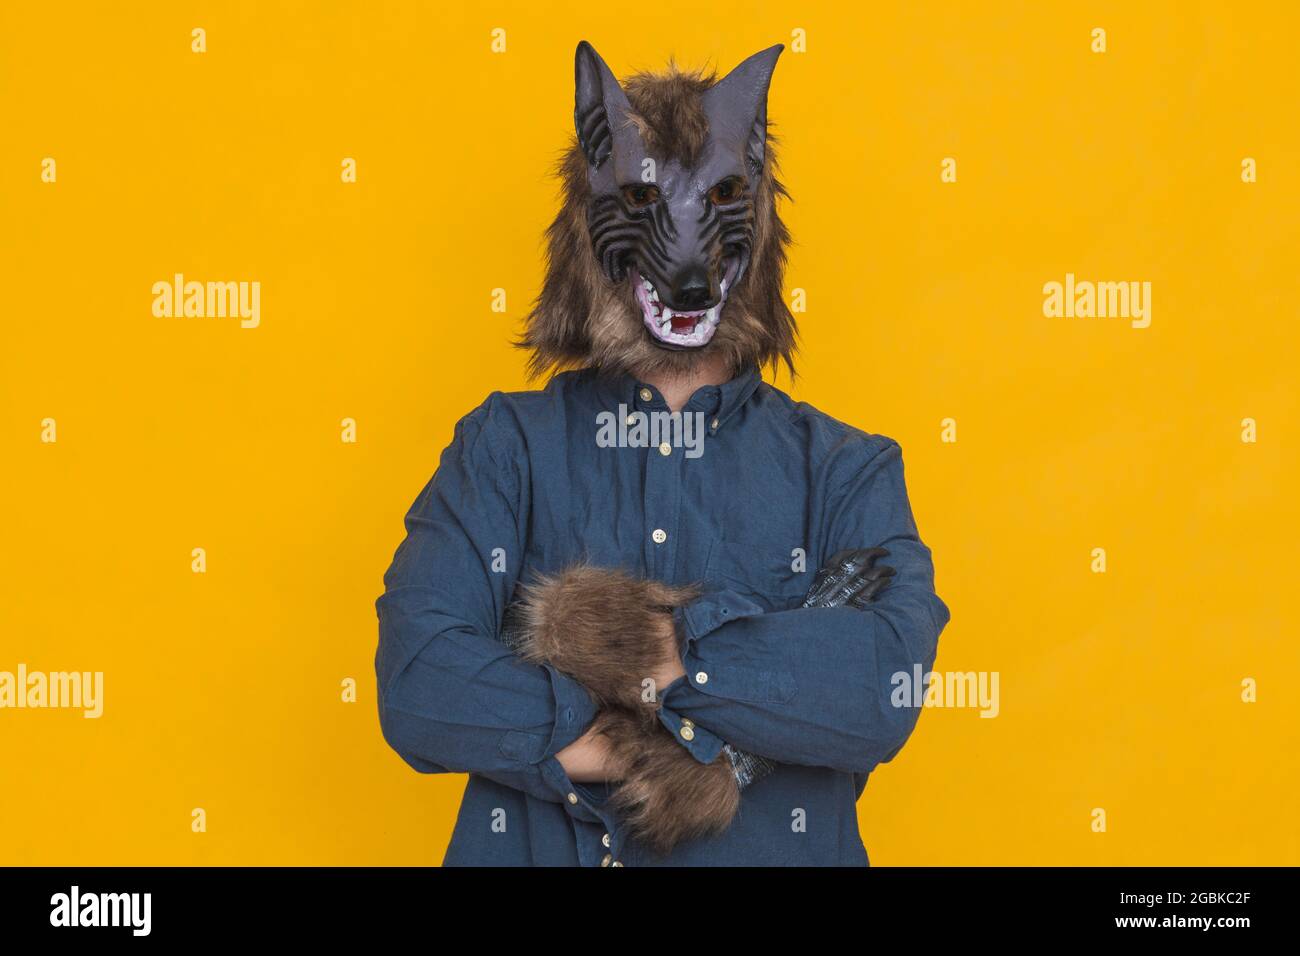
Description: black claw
849,569,895,607
803,548,894,609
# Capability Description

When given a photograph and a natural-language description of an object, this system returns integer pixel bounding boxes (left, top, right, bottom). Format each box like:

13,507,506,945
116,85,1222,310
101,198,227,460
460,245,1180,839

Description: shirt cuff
543,664,597,758
657,686,726,765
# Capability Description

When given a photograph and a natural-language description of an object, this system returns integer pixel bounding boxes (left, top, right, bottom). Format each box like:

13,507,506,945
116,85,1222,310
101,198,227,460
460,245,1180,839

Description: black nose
670,266,713,310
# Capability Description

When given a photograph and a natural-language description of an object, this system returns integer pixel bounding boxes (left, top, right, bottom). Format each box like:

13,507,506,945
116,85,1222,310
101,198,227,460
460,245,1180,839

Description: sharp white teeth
637,271,728,346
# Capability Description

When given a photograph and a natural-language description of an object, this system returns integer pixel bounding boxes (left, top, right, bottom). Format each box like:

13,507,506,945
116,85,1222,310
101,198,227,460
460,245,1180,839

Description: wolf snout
669,265,718,311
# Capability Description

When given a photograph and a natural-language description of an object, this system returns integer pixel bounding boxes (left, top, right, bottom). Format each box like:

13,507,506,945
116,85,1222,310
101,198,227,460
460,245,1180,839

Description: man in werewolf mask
376,42,949,866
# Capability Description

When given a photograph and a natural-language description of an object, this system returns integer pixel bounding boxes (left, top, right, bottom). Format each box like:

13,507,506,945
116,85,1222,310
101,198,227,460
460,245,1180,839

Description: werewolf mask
521,42,797,378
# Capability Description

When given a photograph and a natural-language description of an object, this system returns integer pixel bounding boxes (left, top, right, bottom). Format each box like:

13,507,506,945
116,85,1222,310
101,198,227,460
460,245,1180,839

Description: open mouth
632,269,729,348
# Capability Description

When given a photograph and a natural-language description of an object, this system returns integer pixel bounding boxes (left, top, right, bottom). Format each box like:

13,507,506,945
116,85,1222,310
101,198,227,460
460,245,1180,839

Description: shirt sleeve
659,438,950,776
374,396,597,803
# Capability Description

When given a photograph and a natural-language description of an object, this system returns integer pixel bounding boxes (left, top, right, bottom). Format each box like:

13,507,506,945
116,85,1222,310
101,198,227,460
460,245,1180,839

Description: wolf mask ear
574,41,646,172
702,44,783,176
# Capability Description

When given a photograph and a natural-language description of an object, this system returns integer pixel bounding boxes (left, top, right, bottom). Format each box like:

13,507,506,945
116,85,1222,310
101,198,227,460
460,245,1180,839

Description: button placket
589,814,625,867
642,399,684,582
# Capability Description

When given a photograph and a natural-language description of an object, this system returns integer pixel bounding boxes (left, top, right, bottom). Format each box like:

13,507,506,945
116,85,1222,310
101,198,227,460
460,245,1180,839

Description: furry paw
513,565,697,711
594,710,741,856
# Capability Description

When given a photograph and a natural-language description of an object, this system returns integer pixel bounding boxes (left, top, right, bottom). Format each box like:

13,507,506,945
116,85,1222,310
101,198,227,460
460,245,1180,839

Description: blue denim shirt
375,364,949,866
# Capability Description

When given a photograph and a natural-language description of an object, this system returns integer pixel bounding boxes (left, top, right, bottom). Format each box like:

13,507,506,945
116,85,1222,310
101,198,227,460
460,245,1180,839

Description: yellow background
1,1,1296,865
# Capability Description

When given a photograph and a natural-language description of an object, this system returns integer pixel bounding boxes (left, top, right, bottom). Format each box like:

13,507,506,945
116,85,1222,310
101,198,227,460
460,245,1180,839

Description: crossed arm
548,544,900,782
375,403,948,844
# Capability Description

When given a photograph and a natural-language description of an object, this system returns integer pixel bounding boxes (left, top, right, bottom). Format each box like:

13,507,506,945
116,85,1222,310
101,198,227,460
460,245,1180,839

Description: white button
711,418,719,430
652,529,667,544
602,833,611,848
567,792,578,805
680,726,695,741
681,718,694,729
695,671,708,685
658,442,671,456
638,387,653,402
601,854,612,867
626,413,637,425
611,861,624,867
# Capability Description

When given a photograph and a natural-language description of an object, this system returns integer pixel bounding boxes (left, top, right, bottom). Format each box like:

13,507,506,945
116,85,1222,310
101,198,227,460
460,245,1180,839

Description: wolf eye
621,184,660,208
707,177,746,205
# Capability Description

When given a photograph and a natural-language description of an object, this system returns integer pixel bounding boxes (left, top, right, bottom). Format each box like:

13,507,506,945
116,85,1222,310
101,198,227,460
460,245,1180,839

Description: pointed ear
702,44,783,175
574,41,642,171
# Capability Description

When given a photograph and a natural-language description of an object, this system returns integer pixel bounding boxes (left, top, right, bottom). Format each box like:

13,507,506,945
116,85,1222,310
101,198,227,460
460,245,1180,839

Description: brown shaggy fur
594,710,741,857
519,62,798,381
514,566,697,715
513,565,741,854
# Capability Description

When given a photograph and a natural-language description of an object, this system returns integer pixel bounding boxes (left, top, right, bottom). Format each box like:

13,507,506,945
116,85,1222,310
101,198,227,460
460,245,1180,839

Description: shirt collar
591,362,762,432
707,363,763,429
